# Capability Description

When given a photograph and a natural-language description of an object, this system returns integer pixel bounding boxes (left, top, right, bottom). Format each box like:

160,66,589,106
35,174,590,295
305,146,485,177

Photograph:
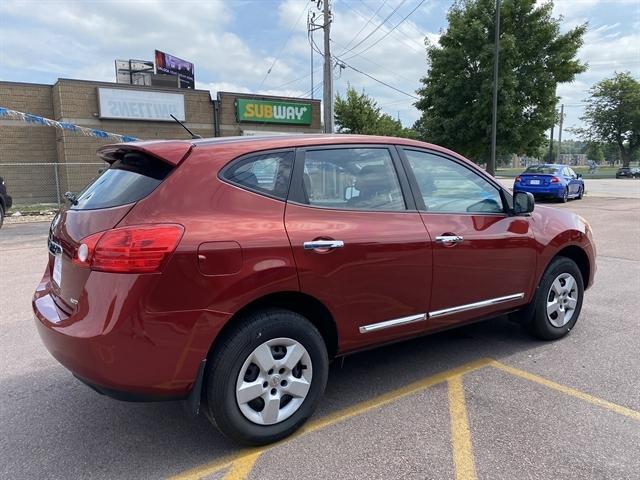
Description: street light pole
556,104,564,163
488,0,501,176
322,0,333,133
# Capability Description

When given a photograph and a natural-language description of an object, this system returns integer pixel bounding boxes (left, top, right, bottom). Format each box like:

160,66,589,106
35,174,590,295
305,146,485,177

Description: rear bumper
32,269,230,400
514,184,564,198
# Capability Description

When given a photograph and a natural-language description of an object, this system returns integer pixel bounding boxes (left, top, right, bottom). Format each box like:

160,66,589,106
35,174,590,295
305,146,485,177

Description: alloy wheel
546,273,579,327
235,337,313,425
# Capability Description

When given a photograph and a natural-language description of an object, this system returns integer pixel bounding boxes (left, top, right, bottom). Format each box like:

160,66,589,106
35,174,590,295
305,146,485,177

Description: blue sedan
513,164,585,202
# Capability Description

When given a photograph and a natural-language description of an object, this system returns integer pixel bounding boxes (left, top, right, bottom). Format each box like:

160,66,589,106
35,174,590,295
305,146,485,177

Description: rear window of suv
71,152,172,210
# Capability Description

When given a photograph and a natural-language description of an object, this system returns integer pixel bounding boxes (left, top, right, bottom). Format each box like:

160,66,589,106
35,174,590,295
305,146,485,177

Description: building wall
0,79,215,204
217,92,322,137
1,80,323,205
0,82,59,203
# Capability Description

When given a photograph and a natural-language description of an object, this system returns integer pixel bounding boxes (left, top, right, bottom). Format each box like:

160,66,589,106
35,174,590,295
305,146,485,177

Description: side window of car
302,148,406,211
221,151,294,200
404,149,504,214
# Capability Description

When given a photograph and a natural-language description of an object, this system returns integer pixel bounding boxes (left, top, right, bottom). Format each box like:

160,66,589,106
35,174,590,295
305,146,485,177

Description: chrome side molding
429,293,525,319
359,293,524,333
358,313,427,334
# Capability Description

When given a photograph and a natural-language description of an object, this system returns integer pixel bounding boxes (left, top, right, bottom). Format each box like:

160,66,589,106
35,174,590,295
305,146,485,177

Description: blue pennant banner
0,107,139,142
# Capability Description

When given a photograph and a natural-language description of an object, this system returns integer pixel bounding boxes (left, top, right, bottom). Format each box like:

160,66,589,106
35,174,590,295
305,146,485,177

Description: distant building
0,79,322,204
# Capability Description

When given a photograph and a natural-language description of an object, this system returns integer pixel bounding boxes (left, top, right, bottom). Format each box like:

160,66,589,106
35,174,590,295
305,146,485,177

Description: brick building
0,79,322,204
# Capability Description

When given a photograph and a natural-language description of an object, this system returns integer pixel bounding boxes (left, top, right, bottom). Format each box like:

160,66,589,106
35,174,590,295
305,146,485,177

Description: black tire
559,188,569,203
577,186,583,199
0,204,4,229
527,257,584,340
204,308,328,445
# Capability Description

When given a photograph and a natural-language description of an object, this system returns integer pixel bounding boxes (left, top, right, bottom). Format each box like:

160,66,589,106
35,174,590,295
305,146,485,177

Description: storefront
0,79,322,203
215,92,322,137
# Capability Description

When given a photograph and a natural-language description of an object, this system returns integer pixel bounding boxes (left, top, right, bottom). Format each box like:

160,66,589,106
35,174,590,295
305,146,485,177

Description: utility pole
556,104,564,163
322,0,333,133
488,0,501,176
548,124,555,163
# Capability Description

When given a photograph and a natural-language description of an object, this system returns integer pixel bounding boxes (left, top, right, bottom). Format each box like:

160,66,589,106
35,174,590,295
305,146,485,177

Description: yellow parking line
169,358,493,480
448,375,477,480
222,451,263,480
491,360,640,421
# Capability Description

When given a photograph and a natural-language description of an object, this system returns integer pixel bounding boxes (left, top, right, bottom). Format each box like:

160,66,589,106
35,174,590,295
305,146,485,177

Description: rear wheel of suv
527,257,584,340
205,309,328,445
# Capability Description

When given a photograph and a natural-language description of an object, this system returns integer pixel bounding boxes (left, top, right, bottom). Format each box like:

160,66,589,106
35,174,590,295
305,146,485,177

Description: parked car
513,164,585,202
615,167,640,178
0,176,13,228
33,135,596,445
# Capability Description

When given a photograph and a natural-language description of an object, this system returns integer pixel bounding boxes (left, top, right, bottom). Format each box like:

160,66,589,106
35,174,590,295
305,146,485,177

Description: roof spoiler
97,140,193,166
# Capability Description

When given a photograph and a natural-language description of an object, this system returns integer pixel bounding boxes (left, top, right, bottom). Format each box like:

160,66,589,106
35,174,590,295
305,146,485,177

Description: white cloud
1,0,636,134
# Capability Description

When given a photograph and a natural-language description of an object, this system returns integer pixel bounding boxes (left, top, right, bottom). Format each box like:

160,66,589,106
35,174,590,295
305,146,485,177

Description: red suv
33,135,595,445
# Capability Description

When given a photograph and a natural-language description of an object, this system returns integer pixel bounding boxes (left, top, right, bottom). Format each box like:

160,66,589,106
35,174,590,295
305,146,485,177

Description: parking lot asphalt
1,195,638,480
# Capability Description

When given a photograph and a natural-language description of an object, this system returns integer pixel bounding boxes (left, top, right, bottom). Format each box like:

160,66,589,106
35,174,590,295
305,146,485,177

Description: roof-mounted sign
97,88,185,122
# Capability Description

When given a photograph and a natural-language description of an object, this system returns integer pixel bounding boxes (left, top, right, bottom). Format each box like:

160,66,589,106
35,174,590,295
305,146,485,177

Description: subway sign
236,99,312,125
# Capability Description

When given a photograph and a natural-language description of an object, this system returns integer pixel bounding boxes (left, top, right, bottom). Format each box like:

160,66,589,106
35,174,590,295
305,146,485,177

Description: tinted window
222,151,293,200
404,150,504,214
524,166,558,174
72,153,172,210
302,148,405,211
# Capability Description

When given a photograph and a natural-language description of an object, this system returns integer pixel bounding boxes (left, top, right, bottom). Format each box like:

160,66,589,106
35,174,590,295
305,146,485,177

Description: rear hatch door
48,142,190,314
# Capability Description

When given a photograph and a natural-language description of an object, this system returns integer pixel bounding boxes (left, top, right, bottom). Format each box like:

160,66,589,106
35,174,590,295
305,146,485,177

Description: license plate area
530,179,541,185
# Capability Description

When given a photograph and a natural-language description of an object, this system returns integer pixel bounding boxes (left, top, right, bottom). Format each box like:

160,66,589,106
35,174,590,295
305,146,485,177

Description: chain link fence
0,162,105,208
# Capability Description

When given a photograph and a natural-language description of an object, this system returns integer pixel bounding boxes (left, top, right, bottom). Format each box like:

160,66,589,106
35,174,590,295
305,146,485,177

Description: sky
0,0,639,139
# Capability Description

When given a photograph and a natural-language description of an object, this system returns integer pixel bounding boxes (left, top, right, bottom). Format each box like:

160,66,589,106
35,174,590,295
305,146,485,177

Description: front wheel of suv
527,257,584,340
205,308,328,445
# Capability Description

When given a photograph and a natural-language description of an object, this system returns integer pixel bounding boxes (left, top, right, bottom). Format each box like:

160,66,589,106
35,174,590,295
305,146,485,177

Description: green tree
414,0,586,164
576,72,640,167
334,86,417,138
585,142,604,163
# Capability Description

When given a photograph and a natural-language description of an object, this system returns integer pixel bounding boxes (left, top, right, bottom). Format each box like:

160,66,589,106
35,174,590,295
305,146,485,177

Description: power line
257,1,308,90
335,57,419,99
338,0,389,55
339,1,423,55
344,0,428,61
338,0,409,57
353,0,426,51
331,38,417,84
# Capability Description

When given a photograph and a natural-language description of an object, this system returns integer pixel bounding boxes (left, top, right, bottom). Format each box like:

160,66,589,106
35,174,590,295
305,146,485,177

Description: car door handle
435,235,464,245
303,240,345,250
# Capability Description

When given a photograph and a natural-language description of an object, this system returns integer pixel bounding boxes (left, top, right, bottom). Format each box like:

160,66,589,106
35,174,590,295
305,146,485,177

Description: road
0,196,638,480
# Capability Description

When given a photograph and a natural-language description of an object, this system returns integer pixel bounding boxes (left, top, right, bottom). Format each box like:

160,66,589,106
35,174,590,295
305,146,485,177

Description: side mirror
513,191,535,215
577,173,582,179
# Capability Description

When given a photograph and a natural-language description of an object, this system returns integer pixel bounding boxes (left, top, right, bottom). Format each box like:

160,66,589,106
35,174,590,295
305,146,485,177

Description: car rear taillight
73,224,184,273
550,176,561,183
515,176,522,183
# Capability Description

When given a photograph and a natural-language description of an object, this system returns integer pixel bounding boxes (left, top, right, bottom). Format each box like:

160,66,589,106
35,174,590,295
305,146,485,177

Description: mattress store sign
98,88,185,121
237,99,312,125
